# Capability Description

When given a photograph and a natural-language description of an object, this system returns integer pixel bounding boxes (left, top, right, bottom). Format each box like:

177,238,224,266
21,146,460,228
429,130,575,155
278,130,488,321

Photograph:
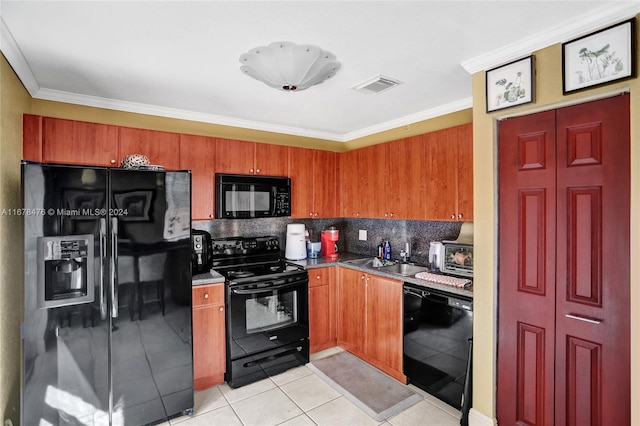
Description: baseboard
469,408,497,426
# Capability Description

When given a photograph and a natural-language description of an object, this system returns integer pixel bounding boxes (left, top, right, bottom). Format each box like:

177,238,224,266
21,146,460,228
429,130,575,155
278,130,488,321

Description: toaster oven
441,242,473,277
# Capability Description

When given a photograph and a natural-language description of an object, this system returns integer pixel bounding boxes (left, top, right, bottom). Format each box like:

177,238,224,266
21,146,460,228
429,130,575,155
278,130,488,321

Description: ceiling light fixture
239,41,340,92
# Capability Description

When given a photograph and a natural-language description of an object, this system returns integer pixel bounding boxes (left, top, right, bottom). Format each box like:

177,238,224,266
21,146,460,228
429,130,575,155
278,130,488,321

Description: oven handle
242,346,303,368
230,280,307,295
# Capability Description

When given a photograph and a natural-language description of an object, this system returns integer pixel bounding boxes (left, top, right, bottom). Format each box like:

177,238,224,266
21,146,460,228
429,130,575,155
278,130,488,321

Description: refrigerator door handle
111,217,119,318
99,218,107,320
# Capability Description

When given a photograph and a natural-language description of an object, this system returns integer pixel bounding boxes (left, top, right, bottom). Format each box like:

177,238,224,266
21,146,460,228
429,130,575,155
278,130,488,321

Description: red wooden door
498,95,630,426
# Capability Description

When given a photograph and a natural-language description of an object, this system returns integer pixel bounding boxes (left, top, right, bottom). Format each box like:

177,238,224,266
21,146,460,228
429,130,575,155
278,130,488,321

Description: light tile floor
168,347,460,426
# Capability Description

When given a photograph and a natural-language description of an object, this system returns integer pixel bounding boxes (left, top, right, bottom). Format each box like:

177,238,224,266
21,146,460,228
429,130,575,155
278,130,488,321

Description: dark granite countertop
192,251,473,299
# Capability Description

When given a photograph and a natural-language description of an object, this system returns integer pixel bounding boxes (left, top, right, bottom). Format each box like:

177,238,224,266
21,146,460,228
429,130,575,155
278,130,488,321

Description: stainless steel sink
379,263,429,276
343,258,380,268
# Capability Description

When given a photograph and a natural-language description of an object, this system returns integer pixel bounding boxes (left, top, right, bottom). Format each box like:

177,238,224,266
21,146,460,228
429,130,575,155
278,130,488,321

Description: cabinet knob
309,212,313,217
256,168,261,173
314,213,318,217
384,213,388,217
210,214,214,219
219,306,224,312
451,214,456,219
458,213,463,219
250,168,254,173
361,275,366,280
110,159,116,164
389,212,394,217
356,212,360,217
204,293,209,299
316,275,321,280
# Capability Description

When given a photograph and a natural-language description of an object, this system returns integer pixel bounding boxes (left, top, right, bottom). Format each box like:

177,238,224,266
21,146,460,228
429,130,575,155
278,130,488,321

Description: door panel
554,95,630,425
498,110,557,426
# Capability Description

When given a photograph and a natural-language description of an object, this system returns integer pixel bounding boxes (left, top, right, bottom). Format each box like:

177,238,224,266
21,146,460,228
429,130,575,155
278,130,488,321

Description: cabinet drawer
309,267,335,288
193,283,224,307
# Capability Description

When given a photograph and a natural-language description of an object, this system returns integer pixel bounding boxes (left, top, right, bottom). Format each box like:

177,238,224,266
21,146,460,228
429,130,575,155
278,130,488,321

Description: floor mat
308,351,422,421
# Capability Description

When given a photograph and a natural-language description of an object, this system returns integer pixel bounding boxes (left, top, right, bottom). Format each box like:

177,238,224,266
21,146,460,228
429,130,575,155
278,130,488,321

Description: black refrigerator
21,161,194,425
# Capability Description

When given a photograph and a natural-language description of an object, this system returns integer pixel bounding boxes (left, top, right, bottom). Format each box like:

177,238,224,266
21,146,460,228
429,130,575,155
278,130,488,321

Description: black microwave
215,173,291,219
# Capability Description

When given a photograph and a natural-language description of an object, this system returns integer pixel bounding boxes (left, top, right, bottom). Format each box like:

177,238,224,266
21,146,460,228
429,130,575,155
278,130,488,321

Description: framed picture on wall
562,19,636,94
486,55,535,112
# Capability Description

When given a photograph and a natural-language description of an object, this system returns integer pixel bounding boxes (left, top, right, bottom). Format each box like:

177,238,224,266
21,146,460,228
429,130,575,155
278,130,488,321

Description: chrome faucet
400,242,411,263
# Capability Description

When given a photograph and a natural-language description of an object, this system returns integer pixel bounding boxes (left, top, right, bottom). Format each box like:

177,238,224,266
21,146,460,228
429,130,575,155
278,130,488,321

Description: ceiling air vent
352,75,402,94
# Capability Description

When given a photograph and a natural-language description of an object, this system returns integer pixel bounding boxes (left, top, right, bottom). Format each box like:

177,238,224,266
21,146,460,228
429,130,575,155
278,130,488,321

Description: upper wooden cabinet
24,115,119,166
215,138,288,176
180,134,216,220
424,123,473,221
119,127,181,170
339,144,389,218
387,135,428,220
289,147,337,218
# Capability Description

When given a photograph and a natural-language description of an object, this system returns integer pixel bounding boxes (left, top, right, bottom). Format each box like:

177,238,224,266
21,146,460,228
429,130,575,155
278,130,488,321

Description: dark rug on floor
308,351,422,421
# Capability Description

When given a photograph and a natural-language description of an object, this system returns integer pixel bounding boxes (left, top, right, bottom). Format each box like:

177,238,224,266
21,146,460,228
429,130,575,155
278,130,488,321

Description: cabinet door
180,134,216,220
215,138,255,174
309,267,336,353
339,149,361,217
313,150,337,218
39,117,119,166
337,268,365,355
119,127,180,170
424,128,458,220
365,275,403,375
456,123,473,221
192,284,225,391
289,147,315,218
388,135,427,219
255,143,289,176
358,144,389,218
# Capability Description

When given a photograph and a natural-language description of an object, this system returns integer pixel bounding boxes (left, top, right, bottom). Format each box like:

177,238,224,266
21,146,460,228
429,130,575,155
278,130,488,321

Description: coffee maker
320,227,339,257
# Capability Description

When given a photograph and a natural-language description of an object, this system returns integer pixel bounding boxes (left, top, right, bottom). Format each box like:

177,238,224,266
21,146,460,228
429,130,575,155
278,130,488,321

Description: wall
0,54,31,424
471,16,640,424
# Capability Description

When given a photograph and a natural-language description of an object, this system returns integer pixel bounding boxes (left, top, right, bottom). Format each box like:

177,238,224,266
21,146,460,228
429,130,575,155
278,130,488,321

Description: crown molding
0,16,40,95
461,2,640,74
342,97,473,141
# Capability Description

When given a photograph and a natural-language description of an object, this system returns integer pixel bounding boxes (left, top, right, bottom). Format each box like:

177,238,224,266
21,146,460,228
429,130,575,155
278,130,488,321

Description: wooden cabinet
338,123,472,221
180,134,216,220
339,144,388,218
387,135,428,219
23,115,119,166
119,127,181,170
424,123,473,221
337,267,405,382
289,147,337,218
308,267,337,353
215,138,288,176
192,283,226,390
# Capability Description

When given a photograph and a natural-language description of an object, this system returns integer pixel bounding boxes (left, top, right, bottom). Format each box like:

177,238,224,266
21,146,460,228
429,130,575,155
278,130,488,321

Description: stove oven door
226,274,309,387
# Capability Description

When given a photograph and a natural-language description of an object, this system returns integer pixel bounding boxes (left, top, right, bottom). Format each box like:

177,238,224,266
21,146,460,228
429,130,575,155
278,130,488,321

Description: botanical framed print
486,56,535,112
563,19,636,94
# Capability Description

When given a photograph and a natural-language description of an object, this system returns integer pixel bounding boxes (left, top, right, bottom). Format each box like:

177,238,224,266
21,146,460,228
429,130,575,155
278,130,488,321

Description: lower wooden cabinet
308,267,337,353
192,283,226,391
337,267,405,383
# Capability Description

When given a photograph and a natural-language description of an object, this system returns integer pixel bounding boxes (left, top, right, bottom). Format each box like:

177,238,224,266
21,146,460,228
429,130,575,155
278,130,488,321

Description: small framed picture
562,19,636,94
486,56,535,112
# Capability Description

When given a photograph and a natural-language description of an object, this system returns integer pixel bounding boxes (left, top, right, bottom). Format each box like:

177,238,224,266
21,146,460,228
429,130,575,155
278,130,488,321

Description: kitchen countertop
192,252,473,298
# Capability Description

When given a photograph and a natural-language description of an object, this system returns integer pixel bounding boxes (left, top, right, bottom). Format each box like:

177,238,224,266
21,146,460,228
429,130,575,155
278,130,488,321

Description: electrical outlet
358,230,367,241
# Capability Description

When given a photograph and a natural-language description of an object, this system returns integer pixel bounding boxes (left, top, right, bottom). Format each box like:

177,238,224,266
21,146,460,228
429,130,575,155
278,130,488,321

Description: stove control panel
210,236,280,256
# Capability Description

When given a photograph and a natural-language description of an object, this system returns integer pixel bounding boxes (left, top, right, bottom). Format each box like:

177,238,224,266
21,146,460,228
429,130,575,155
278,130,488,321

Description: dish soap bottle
384,240,391,260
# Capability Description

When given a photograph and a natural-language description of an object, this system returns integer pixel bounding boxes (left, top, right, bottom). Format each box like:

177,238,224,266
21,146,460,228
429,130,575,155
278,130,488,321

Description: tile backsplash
193,218,464,265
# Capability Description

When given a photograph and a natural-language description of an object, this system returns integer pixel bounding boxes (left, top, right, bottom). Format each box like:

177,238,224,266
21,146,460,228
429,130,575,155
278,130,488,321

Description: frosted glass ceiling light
239,41,340,91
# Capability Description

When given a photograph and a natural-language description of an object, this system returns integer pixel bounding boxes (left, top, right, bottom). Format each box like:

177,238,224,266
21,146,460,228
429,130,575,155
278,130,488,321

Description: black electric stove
213,236,310,388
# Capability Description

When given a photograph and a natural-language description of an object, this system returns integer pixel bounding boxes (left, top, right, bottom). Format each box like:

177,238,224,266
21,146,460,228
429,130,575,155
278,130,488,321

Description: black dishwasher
403,283,473,416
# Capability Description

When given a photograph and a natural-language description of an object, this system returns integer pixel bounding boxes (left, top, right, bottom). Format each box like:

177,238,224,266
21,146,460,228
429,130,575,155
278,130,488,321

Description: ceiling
1,1,638,142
